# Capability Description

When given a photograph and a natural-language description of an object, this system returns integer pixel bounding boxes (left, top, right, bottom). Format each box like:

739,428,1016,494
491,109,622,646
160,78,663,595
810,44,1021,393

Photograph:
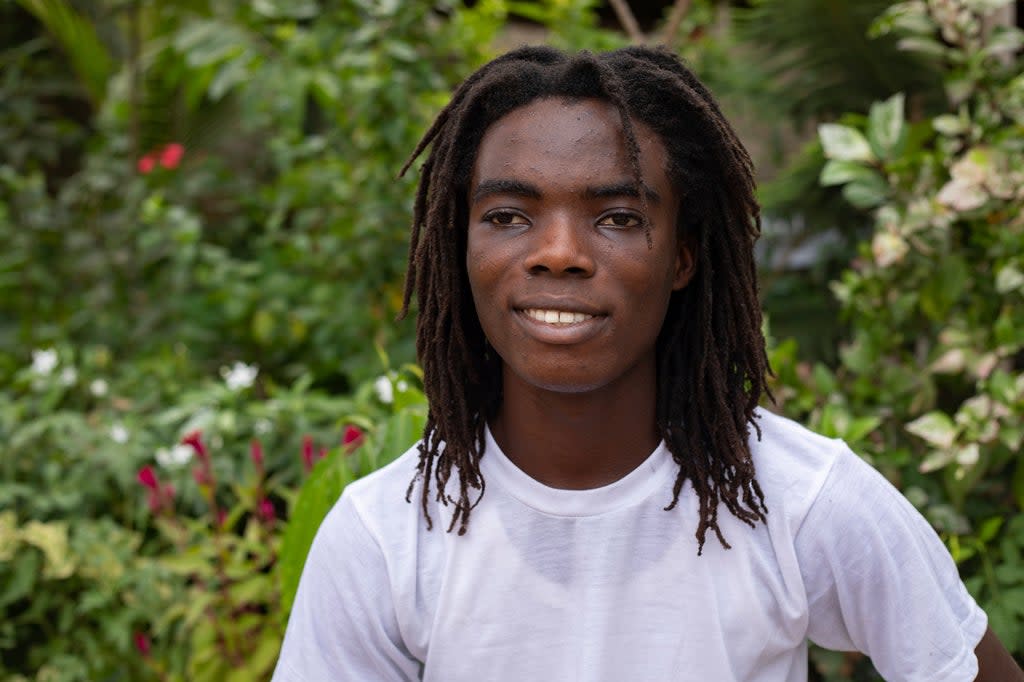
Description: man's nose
523,214,595,277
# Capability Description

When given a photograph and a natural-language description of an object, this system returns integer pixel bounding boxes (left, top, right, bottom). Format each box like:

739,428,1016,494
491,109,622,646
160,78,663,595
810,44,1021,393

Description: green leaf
982,28,1024,58
867,93,906,160
818,124,876,162
978,517,1004,544
819,159,877,187
0,551,40,608
919,256,969,321
896,36,948,60
906,411,958,449
841,174,890,209
15,0,115,107
278,452,356,613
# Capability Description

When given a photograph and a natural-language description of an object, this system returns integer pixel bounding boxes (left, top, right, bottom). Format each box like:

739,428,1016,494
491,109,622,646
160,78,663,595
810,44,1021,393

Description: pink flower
342,425,364,451
301,435,315,473
159,143,184,169
250,439,264,474
257,498,275,524
133,631,151,657
182,430,208,462
137,465,158,491
137,154,156,174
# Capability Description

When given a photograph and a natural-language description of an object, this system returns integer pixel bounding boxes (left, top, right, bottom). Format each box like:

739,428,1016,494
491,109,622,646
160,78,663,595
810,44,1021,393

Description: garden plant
0,0,1021,680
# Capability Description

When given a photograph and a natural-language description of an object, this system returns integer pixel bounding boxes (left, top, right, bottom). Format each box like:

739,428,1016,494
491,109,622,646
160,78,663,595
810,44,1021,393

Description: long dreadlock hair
399,45,770,555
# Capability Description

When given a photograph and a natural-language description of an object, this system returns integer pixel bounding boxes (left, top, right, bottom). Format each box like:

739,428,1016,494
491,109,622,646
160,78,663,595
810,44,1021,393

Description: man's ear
672,236,697,291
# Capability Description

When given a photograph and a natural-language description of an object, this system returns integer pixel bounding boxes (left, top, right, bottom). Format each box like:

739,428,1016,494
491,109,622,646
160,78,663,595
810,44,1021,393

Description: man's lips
511,299,608,343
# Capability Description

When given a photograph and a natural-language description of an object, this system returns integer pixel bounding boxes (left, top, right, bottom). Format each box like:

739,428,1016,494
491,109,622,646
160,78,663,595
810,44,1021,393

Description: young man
274,46,1021,680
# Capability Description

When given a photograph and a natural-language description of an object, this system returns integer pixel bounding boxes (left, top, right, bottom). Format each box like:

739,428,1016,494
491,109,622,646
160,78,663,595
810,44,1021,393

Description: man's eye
598,212,642,228
484,211,528,226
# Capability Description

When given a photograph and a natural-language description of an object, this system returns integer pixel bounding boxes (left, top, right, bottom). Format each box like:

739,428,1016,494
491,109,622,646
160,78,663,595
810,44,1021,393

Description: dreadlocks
399,45,770,555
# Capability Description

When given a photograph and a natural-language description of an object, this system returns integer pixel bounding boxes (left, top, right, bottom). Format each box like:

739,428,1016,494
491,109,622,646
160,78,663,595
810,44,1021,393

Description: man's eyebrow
583,181,661,203
471,179,542,203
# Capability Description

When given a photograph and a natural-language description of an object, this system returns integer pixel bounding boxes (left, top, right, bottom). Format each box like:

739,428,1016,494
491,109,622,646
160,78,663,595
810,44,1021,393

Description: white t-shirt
273,409,986,681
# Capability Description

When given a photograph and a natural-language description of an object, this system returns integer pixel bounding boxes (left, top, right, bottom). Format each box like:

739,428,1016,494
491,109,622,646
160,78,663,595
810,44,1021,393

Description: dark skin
467,97,692,490
466,96,1021,678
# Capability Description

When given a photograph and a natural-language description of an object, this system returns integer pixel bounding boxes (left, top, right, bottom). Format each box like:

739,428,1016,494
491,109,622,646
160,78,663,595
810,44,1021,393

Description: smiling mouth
521,308,597,325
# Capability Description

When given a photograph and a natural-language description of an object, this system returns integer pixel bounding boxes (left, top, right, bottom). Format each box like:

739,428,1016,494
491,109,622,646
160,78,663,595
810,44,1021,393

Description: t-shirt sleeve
797,444,988,682
272,493,422,681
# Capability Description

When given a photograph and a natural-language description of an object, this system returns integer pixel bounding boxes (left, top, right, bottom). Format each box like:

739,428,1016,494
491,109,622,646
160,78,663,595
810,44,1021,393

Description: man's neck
489,365,661,490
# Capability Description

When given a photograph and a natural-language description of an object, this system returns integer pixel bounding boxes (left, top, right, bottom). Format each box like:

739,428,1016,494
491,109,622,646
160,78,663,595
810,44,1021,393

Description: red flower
257,497,275,524
301,435,315,473
137,465,158,491
159,143,184,169
133,631,151,658
136,154,156,174
182,430,208,462
342,425,364,451
250,439,264,474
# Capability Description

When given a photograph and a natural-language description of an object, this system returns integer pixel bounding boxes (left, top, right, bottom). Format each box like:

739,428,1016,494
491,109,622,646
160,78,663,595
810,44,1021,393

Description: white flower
220,362,258,391
254,418,273,435
871,231,909,268
156,444,193,469
59,367,77,387
396,379,409,393
110,423,129,444
89,379,109,397
374,375,394,404
31,349,58,376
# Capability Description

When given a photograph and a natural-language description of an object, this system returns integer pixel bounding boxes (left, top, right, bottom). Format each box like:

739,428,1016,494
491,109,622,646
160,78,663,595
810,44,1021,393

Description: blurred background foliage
0,0,1021,679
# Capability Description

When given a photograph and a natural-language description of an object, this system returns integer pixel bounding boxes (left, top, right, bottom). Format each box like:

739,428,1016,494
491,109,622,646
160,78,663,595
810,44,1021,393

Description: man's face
466,97,694,395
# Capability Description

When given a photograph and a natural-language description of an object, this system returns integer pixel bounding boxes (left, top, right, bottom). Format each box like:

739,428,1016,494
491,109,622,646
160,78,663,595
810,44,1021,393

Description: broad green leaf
277,451,356,613
906,411,958,449
844,416,882,443
841,174,890,209
818,124,875,162
868,93,906,160
897,36,948,60
919,448,956,473
819,160,877,187
978,516,1004,544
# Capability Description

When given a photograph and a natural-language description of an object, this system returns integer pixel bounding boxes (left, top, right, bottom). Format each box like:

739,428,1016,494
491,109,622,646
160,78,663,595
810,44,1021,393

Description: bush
770,0,1024,675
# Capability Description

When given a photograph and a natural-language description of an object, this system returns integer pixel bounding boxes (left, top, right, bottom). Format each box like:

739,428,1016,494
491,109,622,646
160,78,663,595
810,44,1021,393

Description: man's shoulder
333,441,432,547
748,408,853,526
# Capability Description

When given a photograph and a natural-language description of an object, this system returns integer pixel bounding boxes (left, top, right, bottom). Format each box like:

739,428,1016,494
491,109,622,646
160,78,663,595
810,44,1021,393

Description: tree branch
661,0,693,47
608,0,645,44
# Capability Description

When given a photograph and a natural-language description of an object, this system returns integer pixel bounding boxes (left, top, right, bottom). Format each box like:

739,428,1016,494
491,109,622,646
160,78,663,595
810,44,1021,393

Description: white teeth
523,309,594,325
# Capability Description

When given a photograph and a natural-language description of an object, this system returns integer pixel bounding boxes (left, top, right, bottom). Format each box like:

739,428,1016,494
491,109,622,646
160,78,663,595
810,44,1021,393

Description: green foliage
737,0,942,123
0,0,507,385
771,0,1024,674
279,365,427,612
